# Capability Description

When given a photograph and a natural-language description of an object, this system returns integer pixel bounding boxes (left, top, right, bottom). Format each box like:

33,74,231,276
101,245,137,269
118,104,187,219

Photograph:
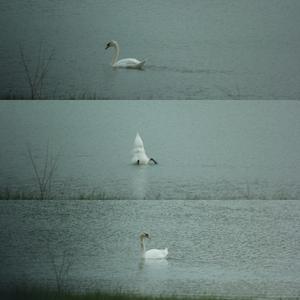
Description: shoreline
1,286,298,300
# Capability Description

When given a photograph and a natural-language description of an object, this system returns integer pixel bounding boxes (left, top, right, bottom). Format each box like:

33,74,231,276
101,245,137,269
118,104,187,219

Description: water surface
1,0,300,99
0,200,299,299
1,100,300,199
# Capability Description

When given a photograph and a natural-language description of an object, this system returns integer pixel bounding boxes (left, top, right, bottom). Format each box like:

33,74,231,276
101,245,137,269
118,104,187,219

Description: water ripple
146,65,232,75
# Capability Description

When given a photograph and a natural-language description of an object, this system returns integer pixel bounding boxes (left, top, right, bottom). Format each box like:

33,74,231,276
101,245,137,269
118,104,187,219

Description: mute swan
105,40,146,69
140,232,168,259
132,133,157,165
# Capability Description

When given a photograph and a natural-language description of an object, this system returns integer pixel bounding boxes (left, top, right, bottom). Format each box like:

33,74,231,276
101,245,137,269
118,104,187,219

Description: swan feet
149,158,157,164
136,158,157,165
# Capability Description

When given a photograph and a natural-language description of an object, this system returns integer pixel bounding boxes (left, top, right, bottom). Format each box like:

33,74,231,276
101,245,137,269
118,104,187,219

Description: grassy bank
0,189,122,200
1,287,261,300
1,187,300,200
0,189,41,200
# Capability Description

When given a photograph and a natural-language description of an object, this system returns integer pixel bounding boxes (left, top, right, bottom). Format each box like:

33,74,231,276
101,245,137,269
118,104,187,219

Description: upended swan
105,40,146,69
140,232,168,259
132,133,157,165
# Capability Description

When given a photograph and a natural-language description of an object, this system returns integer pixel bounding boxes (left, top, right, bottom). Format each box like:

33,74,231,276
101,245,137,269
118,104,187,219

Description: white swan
132,133,157,165
105,40,146,69
140,232,168,259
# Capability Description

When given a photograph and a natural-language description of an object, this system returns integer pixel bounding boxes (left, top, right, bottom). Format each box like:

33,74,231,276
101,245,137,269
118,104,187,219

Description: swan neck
140,237,145,253
112,43,120,65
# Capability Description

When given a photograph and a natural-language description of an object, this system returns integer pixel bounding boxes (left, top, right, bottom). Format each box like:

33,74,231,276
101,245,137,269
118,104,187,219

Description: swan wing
114,58,146,69
135,60,146,69
145,248,168,259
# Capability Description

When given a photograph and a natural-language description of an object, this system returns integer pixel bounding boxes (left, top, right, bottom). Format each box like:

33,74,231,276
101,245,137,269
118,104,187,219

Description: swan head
105,40,117,50
140,232,150,240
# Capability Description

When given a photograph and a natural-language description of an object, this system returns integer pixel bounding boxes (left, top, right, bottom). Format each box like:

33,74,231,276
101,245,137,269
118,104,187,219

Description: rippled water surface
1,0,300,99
0,200,299,298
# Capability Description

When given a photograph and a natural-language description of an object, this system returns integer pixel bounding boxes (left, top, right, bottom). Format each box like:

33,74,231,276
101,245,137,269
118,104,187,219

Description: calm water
0,200,299,298
1,0,300,99
0,101,300,199
1,100,300,199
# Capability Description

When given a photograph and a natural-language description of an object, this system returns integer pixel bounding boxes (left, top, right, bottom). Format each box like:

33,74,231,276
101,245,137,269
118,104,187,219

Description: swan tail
137,59,146,69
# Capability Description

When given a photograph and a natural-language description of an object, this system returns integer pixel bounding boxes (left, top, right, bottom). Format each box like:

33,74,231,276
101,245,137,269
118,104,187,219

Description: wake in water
146,65,232,75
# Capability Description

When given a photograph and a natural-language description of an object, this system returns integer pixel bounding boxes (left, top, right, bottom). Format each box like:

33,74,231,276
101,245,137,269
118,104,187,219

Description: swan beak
105,45,109,50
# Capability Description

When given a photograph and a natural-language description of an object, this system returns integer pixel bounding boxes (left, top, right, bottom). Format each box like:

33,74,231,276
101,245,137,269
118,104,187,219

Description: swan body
105,40,146,69
132,133,157,165
144,248,169,259
140,233,168,259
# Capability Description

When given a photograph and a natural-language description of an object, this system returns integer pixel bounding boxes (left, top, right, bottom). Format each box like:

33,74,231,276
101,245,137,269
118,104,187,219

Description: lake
1,0,300,99
0,100,300,199
0,200,299,299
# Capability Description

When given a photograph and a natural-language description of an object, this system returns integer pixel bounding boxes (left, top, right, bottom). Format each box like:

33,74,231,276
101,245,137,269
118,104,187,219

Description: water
1,0,300,99
0,200,299,298
1,100,300,199
0,101,300,199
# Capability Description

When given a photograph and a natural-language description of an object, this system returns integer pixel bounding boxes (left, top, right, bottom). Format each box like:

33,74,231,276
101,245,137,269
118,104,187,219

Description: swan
140,232,168,259
132,133,157,165
105,40,146,69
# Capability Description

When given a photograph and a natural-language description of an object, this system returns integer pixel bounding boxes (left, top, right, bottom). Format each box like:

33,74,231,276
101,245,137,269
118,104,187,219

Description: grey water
1,100,300,199
0,200,300,299
1,0,300,99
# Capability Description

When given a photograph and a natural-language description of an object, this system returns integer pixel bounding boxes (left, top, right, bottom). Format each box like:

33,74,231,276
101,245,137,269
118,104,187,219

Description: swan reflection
139,256,168,271
132,165,147,199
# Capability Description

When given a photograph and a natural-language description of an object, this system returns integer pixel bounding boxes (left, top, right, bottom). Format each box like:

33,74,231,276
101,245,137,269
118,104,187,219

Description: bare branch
34,41,43,88
19,45,34,99
37,48,55,97
27,145,43,198
43,148,60,198
41,141,49,188
19,43,55,99
27,143,59,199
